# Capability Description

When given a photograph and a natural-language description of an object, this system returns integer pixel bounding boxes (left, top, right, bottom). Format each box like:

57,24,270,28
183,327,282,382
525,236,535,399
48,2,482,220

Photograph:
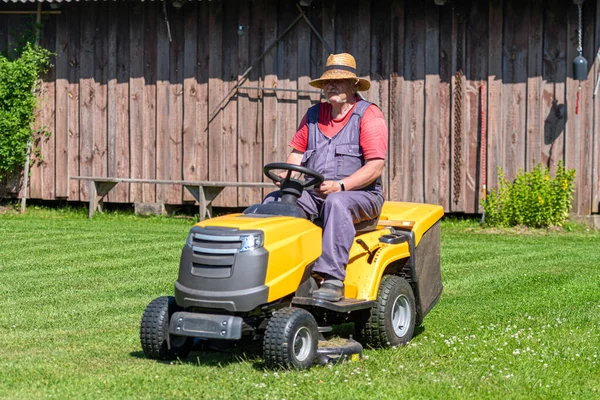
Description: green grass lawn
1,208,599,399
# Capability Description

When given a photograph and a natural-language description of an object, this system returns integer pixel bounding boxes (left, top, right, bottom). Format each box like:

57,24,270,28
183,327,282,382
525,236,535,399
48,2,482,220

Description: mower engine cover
175,214,322,312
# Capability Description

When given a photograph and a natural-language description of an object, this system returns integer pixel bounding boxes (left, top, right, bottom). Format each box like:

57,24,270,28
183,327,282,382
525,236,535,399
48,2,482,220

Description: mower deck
316,337,363,366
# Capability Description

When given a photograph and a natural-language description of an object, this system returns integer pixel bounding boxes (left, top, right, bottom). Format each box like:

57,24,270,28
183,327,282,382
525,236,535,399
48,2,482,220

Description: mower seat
312,217,380,235
354,217,380,234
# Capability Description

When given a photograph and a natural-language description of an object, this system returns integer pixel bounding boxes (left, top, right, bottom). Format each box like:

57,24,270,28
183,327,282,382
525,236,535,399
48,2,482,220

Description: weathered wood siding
1,0,599,214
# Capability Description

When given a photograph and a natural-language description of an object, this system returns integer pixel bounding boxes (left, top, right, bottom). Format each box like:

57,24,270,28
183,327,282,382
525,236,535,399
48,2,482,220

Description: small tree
482,161,576,228
0,43,51,181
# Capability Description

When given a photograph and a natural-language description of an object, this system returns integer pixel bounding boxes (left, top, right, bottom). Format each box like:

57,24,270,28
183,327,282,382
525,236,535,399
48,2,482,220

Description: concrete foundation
134,202,167,216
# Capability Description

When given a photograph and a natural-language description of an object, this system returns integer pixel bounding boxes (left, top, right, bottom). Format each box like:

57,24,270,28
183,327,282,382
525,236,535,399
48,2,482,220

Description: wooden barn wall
1,0,599,214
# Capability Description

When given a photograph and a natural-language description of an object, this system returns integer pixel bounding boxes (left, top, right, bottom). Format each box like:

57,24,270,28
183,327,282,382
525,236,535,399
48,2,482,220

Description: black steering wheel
264,163,324,189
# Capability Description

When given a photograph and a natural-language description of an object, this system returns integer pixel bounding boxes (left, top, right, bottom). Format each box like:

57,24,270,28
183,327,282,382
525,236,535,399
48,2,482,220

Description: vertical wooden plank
321,1,335,59
593,0,600,214
357,0,371,79
487,0,503,198
541,0,567,174
107,3,118,187
0,13,7,56
210,1,238,207
30,13,45,199
464,0,488,213
182,1,198,202
219,1,239,207
143,4,158,203
402,0,425,204
276,0,298,171
565,1,580,210
79,2,96,201
308,2,322,81
67,5,81,201
116,2,130,203
237,0,263,206
155,1,170,204
207,1,225,201
41,14,56,200
297,1,313,126
576,0,595,215
369,1,390,198
334,0,358,54
438,1,453,212
129,2,144,203
526,0,544,170
6,14,32,61
107,1,130,203
388,0,404,202
93,3,108,184
424,0,440,206
195,1,210,186
250,0,265,193
261,1,278,183
502,0,528,181
165,6,184,204
449,0,466,212
55,10,69,198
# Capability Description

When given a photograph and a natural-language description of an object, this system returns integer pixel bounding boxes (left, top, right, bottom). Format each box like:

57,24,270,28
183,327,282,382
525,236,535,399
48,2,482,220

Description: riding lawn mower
140,163,444,369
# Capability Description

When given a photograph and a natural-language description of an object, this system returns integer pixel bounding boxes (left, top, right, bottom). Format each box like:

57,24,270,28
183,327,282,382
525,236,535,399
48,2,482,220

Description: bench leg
88,181,118,218
88,181,96,218
184,185,225,221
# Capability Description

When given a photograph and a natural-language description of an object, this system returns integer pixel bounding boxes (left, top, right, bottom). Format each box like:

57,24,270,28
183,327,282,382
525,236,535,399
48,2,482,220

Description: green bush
482,161,576,228
0,42,51,181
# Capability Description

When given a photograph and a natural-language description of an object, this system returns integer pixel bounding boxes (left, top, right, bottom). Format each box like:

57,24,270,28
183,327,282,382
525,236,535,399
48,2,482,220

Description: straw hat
309,53,371,92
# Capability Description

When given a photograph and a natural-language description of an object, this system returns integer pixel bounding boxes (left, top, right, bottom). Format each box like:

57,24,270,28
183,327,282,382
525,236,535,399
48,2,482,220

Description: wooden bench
71,177,274,220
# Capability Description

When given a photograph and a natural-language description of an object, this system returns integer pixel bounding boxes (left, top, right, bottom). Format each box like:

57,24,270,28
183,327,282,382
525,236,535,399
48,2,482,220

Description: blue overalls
265,100,384,281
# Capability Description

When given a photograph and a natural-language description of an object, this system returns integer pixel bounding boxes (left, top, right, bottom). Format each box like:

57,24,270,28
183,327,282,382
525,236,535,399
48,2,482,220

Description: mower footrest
292,297,375,312
169,312,242,340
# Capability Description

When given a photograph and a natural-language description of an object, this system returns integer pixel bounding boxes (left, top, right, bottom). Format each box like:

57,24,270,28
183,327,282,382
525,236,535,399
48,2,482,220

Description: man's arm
340,158,385,190
286,149,304,166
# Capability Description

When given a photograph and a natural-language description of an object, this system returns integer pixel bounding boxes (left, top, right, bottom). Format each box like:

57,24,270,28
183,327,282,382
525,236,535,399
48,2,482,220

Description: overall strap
351,99,373,119
306,103,321,150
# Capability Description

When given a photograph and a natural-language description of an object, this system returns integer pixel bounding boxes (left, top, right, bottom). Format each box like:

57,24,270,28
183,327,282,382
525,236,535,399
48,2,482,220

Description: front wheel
263,307,318,369
140,296,192,360
359,275,416,348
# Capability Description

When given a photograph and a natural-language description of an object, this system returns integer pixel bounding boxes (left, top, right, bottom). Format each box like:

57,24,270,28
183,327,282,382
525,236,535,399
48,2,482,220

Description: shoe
312,281,344,302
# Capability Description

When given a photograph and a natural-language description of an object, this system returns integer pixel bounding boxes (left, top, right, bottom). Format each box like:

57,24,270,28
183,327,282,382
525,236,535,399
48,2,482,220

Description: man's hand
315,180,343,198
274,170,302,187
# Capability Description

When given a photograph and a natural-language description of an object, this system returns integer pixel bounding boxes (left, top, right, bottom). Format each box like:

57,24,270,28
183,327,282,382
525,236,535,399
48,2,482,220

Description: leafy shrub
0,43,51,181
482,161,576,228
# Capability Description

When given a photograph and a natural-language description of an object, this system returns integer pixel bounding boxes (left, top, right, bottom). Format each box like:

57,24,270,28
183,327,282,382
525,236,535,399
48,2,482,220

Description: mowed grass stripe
1,210,599,399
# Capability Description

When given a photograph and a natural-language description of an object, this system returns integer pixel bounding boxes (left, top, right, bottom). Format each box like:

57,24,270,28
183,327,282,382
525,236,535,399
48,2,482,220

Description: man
265,53,388,302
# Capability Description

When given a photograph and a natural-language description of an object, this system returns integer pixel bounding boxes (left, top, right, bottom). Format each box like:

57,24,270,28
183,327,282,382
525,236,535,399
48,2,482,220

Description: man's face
323,79,356,104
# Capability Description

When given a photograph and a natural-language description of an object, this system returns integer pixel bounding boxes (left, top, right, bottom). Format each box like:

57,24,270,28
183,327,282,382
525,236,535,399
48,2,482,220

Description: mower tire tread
360,275,416,348
140,296,192,360
263,307,318,369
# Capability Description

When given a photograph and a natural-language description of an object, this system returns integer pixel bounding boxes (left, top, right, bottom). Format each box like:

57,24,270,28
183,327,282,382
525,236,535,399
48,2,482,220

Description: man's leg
312,191,383,301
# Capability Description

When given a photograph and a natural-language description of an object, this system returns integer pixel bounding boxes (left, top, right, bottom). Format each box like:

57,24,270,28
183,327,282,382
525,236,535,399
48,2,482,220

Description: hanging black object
574,54,588,81
573,1,588,81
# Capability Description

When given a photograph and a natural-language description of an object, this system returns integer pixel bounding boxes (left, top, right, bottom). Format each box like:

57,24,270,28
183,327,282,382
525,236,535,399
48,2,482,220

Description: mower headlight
239,233,264,252
185,231,194,248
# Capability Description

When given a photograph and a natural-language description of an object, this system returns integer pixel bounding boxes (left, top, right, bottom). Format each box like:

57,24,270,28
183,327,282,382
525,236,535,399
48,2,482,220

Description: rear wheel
263,307,318,369
140,296,193,360
359,275,416,348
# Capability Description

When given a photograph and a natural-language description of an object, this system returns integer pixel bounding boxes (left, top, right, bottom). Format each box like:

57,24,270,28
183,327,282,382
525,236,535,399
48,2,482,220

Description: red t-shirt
289,101,388,160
